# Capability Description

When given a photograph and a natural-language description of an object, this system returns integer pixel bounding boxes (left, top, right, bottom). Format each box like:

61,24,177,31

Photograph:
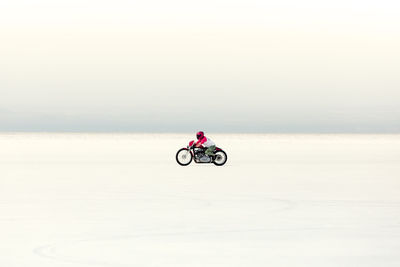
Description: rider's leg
205,145,216,156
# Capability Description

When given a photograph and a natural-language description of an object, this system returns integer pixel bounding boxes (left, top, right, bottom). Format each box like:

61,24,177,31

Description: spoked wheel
213,150,227,166
176,148,193,166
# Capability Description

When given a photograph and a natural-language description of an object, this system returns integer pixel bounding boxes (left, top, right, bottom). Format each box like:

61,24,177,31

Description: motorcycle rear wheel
176,148,193,166
213,150,227,166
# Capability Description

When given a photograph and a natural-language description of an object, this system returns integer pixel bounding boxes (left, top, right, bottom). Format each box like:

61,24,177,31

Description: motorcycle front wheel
176,148,193,166
213,150,228,166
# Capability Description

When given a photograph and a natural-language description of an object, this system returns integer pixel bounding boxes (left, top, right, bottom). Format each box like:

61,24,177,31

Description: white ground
1,133,400,267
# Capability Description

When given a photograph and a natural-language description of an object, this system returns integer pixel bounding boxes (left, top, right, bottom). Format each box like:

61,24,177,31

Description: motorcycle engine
195,150,210,163
199,155,211,163
195,150,204,159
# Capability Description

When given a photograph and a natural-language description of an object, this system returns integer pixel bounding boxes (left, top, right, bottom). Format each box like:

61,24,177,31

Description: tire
213,150,227,166
176,148,193,166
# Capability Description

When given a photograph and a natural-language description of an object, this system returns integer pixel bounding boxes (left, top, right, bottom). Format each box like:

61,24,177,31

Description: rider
195,131,216,157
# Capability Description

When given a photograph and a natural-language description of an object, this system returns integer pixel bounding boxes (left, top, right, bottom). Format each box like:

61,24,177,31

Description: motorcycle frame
187,145,222,164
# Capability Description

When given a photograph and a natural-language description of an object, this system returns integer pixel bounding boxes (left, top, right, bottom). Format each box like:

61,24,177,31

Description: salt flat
0,133,399,267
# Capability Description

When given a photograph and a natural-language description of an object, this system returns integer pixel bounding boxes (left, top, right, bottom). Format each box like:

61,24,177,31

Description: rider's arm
196,137,207,147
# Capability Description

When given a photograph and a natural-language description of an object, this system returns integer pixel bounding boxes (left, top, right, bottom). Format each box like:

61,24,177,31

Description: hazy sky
1,0,399,132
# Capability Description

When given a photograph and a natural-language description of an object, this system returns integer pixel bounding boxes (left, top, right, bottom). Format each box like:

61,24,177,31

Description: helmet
196,131,204,140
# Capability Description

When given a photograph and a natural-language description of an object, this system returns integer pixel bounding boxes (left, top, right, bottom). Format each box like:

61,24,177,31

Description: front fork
186,146,192,158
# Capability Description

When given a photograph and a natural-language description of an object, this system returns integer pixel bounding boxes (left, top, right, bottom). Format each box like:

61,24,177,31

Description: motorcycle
176,140,228,166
